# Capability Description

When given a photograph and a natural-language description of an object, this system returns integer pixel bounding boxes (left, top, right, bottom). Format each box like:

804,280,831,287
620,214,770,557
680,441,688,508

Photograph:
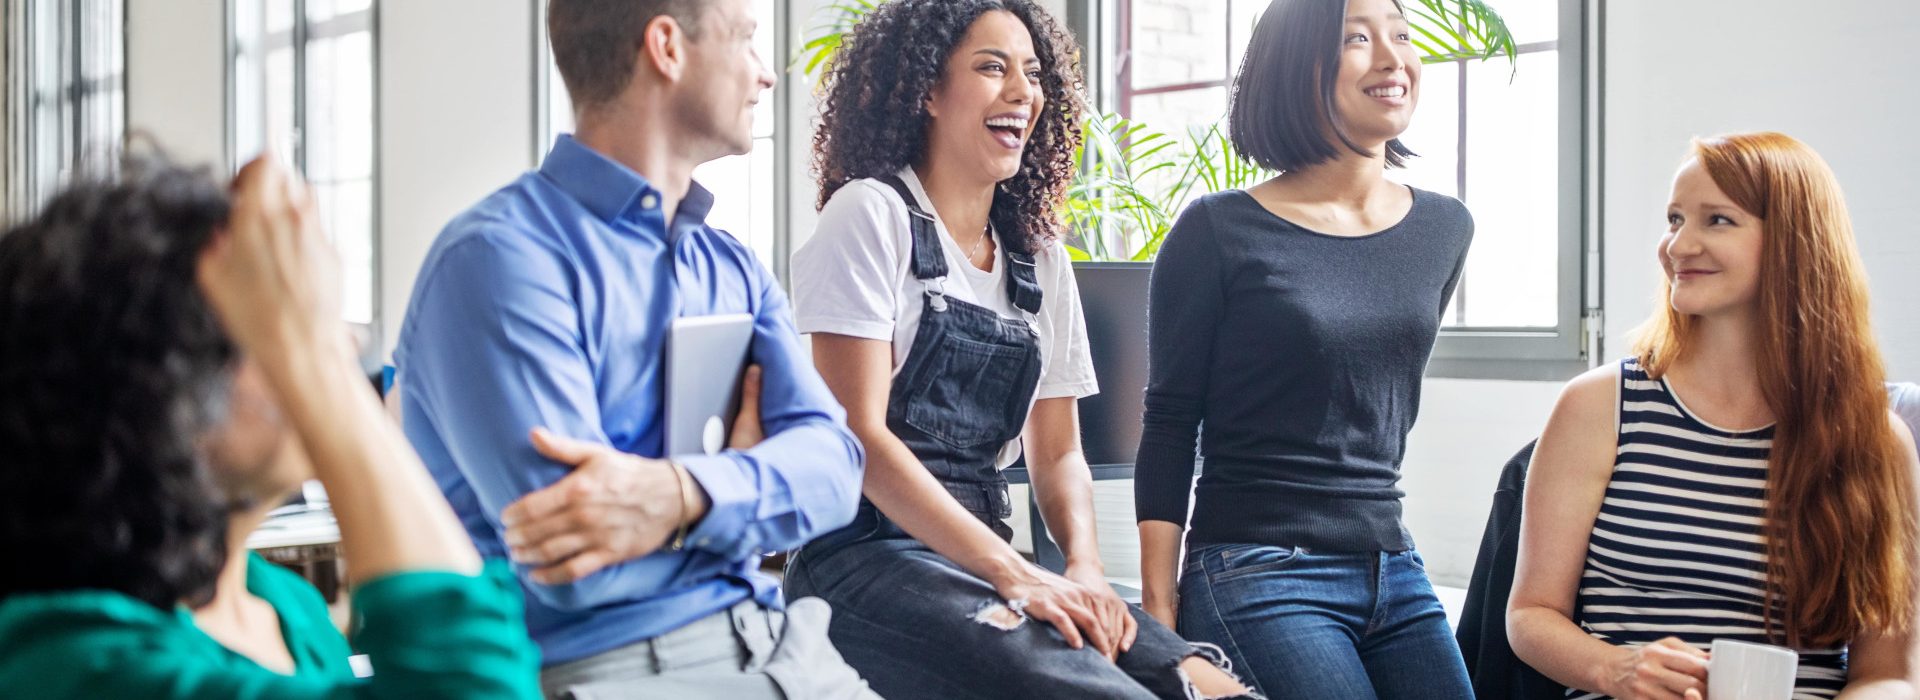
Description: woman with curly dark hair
0,155,539,697
786,2,1252,698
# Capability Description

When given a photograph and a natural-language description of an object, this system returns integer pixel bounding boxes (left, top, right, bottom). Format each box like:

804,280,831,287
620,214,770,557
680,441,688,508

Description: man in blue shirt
394,0,874,696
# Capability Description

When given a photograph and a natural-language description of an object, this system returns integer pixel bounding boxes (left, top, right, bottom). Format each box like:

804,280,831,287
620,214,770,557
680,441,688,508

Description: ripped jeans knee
1175,641,1263,700
969,599,1029,631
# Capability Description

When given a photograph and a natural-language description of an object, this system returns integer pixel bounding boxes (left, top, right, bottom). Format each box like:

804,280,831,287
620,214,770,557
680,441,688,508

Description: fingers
501,474,587,527
1637,641,1708,697
1647,667,1705,697
231,153,278,201
1650,638,1710,679
1061,594,1113,659
740,364,762,410
529,427,598,466
1118,602,1139,653
531,548,615,585
509,532,591,567
1089,593,1126,660
1029,599,1085,650
729,364,765,449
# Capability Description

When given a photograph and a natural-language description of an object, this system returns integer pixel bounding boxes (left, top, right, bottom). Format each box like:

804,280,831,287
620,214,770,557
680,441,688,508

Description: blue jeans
786,508,1240,700
1178,544,1472,700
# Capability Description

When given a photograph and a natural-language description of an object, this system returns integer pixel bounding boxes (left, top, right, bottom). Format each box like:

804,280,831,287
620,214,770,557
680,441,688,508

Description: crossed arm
401,232,863,610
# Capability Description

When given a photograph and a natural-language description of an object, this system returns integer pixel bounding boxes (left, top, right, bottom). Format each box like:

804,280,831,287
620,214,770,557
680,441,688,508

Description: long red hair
1632,131,1916,647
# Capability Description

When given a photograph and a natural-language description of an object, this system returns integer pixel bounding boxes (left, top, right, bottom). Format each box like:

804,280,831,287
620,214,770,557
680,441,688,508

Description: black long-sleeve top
1133,187,1473,552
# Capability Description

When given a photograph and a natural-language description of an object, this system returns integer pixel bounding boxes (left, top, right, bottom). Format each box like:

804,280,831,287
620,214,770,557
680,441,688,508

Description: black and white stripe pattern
1568,358,1846,699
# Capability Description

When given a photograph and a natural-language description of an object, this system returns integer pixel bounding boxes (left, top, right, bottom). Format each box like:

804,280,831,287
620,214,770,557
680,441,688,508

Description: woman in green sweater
0,154,541,698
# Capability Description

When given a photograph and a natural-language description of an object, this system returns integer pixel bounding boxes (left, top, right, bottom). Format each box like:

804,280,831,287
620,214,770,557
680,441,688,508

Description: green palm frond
1405,0,1518,71
794,1,880,76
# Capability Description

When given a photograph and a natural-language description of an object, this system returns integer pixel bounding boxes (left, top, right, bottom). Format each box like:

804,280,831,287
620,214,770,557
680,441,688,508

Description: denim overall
873,174,1044,538
785,177,1220,700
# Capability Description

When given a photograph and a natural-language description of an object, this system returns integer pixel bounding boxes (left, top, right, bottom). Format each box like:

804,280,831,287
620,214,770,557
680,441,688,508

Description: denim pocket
1208,543,1308,583
902,336,1029,449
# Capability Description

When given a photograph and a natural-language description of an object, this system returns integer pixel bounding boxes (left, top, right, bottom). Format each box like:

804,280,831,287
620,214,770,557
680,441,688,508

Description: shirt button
640,194,659,210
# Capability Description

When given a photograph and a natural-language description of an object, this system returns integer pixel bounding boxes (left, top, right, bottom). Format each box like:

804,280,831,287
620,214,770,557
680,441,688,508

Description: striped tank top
1569,358,1846,699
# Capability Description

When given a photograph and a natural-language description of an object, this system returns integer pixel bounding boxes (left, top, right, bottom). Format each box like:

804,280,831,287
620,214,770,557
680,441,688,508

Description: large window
1091,0,1592,378
230,0,378,326
4,0,125,218
537,0,788,279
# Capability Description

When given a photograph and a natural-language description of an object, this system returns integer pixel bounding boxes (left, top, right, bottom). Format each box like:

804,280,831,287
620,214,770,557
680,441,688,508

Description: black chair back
1456,440,1566,699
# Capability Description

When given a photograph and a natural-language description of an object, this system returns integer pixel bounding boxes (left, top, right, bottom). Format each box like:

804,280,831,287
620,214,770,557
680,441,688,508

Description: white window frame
225,0,382,336
4,0,125,218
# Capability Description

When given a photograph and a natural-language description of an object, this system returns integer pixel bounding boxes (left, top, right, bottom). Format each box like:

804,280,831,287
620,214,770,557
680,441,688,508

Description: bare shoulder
1889,409,1918,457
1532,362,1624,481
1553,362,1622,425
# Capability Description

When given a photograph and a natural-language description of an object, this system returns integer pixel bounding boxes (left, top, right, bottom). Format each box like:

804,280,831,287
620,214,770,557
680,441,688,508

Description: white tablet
663,313,755,457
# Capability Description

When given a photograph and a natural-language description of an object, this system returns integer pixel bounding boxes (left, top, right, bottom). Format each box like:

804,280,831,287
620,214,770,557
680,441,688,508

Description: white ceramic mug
1708,638,1798,700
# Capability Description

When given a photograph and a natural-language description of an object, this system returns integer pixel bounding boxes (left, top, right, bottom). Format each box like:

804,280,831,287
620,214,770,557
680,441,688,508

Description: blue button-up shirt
395,136,864,666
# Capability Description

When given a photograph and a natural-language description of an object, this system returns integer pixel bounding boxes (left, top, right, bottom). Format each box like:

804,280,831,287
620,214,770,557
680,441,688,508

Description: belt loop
646,634,665,676
732,601,775,670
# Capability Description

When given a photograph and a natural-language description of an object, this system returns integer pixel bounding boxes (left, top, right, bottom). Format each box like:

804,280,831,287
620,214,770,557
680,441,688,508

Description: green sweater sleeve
342,561,542,698
16,562,541,700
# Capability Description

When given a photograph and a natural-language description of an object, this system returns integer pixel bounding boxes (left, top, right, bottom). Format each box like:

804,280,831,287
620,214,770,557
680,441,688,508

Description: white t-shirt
1891,382,1920,442
792,168,1098,469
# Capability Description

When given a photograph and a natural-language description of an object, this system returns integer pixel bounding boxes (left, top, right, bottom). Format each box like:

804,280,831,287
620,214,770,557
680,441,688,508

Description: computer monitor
1072,262,1152,469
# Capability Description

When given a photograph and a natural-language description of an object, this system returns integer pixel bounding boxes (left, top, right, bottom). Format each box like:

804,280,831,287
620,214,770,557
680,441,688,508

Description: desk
246,507,344,603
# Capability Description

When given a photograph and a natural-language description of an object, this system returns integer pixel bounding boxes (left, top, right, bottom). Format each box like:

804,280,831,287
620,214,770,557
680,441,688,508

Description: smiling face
1662,157,1766,319
923,10,1045,185
674,0,777,161
1328,0,1421,148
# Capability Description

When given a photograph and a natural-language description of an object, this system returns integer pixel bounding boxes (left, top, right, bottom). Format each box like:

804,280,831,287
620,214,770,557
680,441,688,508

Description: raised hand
196,154,345,362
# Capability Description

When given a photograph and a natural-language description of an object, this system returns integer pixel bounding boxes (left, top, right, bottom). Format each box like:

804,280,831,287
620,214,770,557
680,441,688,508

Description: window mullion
292,0,307,175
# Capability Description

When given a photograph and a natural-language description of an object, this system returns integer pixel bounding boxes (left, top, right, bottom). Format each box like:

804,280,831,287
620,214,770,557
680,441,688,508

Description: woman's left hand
1065,562,1138,661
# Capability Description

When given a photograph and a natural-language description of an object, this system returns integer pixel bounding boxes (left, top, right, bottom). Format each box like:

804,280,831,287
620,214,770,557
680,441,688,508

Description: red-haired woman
1508,131,1920,699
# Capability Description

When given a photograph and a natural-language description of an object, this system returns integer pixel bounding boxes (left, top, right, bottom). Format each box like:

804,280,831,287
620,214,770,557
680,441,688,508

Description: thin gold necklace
966,224,990,265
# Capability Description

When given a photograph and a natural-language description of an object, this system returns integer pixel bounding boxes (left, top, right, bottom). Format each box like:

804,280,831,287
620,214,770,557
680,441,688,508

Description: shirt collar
539,135,715,229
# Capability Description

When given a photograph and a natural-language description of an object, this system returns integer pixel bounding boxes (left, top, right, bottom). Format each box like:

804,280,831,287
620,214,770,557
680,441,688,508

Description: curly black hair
0,155,236,610
812,0,1086,254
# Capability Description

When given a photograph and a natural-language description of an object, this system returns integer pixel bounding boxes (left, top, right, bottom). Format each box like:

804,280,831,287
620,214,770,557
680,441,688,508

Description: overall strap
876,175,949,281
1003,244,1043,315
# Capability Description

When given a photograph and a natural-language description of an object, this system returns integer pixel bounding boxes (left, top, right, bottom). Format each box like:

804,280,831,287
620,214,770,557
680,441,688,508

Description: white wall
121,0,536,353
126,0,226,166
376,0,537,353
1601,0,1920,381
